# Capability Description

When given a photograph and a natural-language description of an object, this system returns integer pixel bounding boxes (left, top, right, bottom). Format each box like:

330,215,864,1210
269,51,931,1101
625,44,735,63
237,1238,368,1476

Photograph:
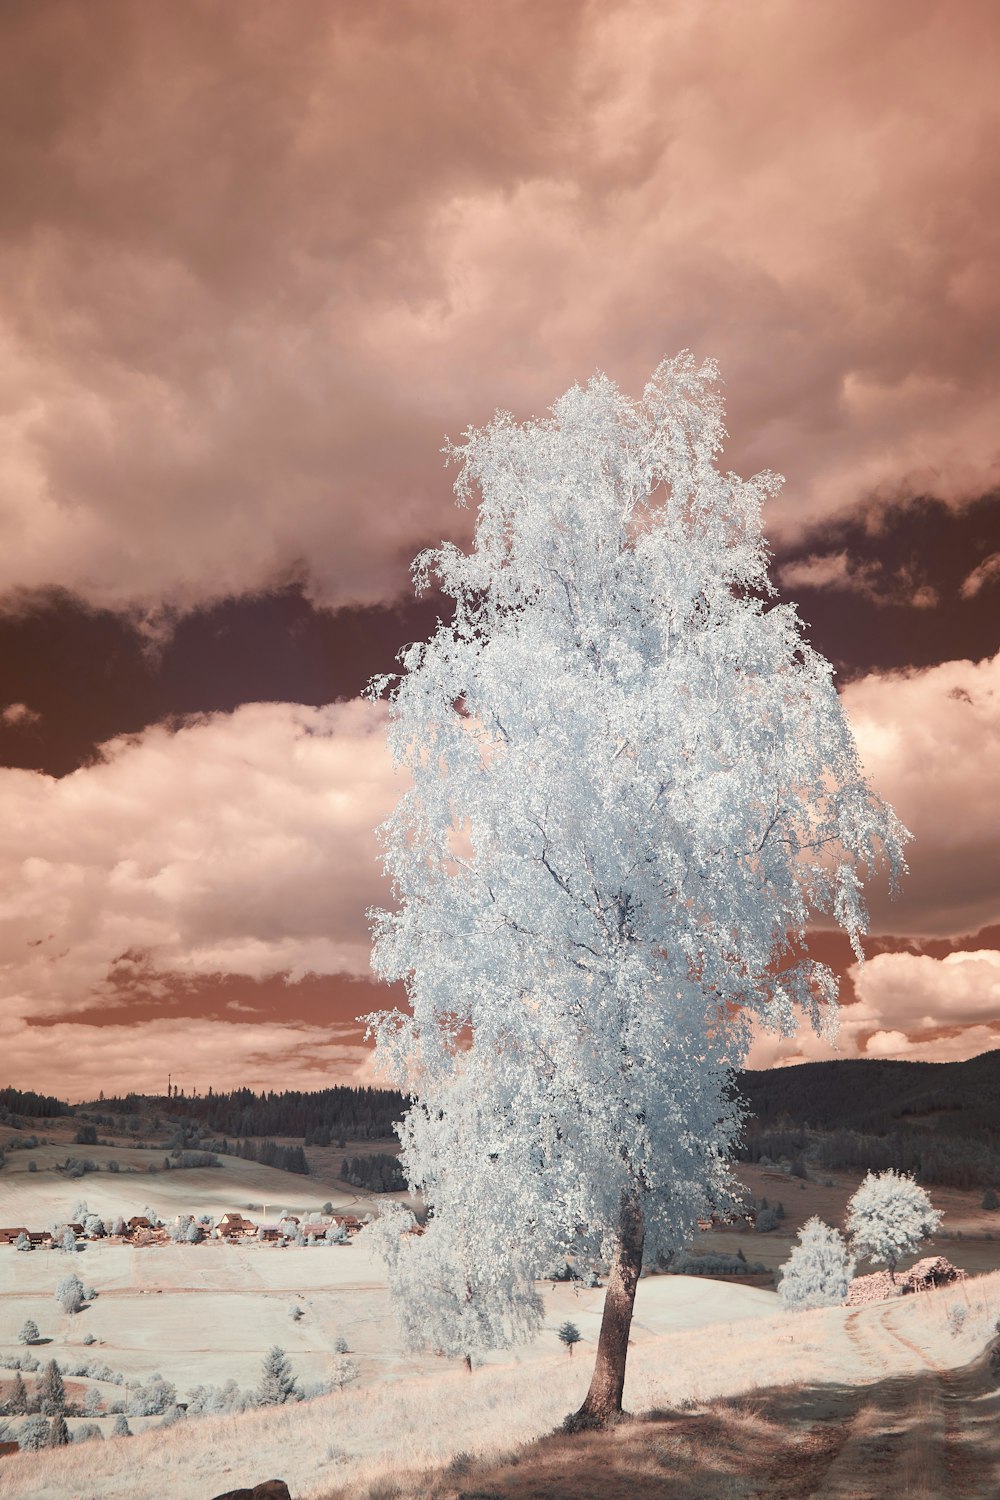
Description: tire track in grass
879,1303,982,1499
807,1300,947,1500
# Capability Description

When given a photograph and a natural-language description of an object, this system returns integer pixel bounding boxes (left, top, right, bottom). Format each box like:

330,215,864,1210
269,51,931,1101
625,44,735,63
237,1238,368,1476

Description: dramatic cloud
0,699,400,1020
778,551,938,609
3,1013,378,1102
851,948,1000,1031
960,551,1000,599
745,950,1000,1070
0,0,997,617
842,650,1000,938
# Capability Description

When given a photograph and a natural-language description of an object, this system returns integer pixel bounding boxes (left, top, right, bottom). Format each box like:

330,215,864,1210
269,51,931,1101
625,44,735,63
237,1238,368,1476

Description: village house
0,1227,28,1245
215,1212,256,1240
331,1214,362,1234
301,1221,330,1241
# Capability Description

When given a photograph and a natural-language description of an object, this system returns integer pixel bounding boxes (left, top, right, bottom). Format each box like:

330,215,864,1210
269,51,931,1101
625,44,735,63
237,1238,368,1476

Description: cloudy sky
0,0,997,1101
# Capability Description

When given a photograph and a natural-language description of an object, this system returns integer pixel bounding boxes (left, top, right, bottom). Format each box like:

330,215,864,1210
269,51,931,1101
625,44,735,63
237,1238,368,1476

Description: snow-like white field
2,1269,997,1500
0,1226,779,1397
0,1146,359,1228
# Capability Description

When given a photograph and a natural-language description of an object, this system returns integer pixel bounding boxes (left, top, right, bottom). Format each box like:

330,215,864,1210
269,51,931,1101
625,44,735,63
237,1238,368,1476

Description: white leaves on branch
365,353,910,1359
845,1169,943,1274
777,1217,855,1310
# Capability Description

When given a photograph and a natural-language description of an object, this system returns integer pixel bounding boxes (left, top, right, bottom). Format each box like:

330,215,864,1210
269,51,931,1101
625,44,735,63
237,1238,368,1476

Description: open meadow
3,1122,1000,1496
0,1265,997,1500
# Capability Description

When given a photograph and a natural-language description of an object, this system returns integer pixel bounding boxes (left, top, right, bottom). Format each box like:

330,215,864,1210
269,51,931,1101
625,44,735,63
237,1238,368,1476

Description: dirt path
765,1302,998,1500
394,1310,1000,1500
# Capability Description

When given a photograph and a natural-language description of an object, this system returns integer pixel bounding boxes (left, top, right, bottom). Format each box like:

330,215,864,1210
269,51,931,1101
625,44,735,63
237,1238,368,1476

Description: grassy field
0,1268,996,1499
3,1122,1000,1496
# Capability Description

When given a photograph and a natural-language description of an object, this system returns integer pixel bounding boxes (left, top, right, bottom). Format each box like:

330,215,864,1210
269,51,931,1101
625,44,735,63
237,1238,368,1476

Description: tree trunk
567,1190,645,1431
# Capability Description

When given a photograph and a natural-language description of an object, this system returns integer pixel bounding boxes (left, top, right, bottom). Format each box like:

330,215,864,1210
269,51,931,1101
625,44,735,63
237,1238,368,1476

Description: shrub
778,1218,855,1311
127,1373,177,1416
46,1414,71,1446
74,1420,104,1443
755,1207,781,1232
27,1159,37,1173
56,1273,85,1314
328,1354,359,1391
18,1415,50,1451
112,1413,132,1437
982,1189,999,1211
83,1387,104,1415
946,1303,967,1336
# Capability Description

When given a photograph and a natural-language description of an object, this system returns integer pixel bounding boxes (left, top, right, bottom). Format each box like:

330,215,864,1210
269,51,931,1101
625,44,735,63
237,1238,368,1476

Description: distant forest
737,1050,1000,1190
0,1085,73,1124
6,1050,1000,1191
83,1084,406,1143
340,1151,407,1193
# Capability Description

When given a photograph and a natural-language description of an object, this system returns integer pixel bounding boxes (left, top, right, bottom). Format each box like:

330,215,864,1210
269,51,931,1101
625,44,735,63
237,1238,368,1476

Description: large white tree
365,354,909,1427
845,1169,942,1279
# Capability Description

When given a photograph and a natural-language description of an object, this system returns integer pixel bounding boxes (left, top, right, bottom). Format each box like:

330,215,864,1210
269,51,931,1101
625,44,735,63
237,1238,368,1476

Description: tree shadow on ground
319,1339,1000,1500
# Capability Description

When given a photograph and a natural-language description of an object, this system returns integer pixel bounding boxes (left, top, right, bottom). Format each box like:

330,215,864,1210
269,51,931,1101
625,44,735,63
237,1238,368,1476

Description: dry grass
3,1270,998,1500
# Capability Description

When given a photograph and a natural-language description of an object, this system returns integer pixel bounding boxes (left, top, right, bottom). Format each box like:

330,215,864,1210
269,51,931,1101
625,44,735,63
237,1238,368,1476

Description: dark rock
211,1481,292,1500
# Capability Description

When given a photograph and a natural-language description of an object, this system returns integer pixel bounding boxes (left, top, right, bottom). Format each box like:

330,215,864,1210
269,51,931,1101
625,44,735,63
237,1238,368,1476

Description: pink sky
0,1,997,1098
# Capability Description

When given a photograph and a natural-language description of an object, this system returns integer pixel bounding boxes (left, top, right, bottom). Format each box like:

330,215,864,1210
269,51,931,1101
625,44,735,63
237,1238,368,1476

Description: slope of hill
736,1050,1000,1190
737,1050,1000,1135
1,1271,997,1500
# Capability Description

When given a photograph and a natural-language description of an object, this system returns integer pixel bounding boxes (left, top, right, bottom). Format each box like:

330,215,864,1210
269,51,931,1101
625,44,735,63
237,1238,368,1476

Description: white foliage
777,1217,855,1310
845,1169,943,1273
365,354,909,1357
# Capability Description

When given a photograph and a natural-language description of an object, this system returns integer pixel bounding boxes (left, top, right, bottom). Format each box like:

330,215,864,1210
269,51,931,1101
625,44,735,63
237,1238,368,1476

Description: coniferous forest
4,1057,998,1193
80,1085,407,1144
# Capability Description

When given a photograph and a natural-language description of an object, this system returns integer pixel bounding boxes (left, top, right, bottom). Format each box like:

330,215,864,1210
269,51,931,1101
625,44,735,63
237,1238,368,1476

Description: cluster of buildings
0,1210,363,1248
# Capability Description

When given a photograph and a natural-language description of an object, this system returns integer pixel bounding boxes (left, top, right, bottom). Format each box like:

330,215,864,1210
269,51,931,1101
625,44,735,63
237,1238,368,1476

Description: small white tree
845,1170,942,1279
778,1217,855,1310
55,1273,85,1315
18,1318,40,1345
256,1346,297,1406
365,355,909,1427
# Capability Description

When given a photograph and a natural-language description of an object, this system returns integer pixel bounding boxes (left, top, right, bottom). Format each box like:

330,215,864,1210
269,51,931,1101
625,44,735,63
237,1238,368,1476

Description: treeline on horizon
738,1049,1000,1190
5,1048,1000,1191
84,1084,406,1144
0,1085,73,1124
